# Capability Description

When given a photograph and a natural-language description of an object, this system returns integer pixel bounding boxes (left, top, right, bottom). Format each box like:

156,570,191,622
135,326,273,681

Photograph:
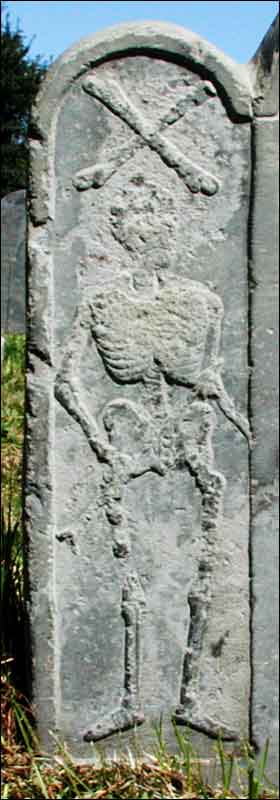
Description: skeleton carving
55,174,251,741
54,45,253,742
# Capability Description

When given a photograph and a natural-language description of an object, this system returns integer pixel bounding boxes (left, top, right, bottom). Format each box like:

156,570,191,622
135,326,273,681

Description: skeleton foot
173,697,238,741
84,573,146,743
84,702,145,742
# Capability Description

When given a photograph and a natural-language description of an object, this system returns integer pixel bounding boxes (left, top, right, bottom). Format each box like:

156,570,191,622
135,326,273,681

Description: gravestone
25,18,279,776
1,190,26,333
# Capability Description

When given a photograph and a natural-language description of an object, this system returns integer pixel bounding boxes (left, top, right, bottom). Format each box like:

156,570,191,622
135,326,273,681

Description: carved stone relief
25,19,279,771
74,73,219,197
55,163,250,741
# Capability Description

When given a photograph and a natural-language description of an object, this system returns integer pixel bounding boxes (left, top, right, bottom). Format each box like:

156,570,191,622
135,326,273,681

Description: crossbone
74,75,220,196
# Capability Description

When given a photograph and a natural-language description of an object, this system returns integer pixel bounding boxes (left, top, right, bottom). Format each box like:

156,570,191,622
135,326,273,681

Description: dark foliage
1,4,50,197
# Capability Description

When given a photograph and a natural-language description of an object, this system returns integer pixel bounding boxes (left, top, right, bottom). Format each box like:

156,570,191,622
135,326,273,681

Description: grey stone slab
250,117,279,785
1,190,26,333
24,19,278,774
247,16,279,783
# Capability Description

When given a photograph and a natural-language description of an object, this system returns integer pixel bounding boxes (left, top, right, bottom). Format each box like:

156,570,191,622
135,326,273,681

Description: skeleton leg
174,444,238,740
84,455,146,742
122,573,146,713
84,572,145,742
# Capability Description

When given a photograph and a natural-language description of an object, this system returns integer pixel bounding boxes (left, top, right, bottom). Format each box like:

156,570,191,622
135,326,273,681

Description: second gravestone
1,190,26,333
26,22,257,758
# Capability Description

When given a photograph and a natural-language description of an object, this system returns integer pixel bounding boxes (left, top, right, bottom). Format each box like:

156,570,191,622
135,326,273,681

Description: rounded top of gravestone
29,20,256,225
33,19,254,125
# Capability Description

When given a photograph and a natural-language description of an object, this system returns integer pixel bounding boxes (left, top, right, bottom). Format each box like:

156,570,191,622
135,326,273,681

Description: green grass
1,678,278,799
1,333,25,517
1,334,26,688
1,334,279,799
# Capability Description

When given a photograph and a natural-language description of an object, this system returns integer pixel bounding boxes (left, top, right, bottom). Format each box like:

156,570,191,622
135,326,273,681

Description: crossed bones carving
73,74,220,196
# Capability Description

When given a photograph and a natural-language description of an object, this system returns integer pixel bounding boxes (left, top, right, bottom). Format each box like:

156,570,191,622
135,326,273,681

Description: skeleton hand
194,368,224,400
194,367,252,447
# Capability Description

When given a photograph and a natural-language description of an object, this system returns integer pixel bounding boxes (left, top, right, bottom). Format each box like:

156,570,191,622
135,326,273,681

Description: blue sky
5,1,278,65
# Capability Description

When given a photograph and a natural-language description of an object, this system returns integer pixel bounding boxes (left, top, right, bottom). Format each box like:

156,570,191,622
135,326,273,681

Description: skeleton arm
195,294,253,447
197,370,253,447
54,301,112,463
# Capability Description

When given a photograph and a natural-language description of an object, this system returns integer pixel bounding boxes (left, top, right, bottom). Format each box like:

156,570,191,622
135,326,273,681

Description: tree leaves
1,6,50,197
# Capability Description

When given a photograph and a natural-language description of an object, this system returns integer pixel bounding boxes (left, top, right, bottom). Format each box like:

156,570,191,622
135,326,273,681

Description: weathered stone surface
249,55,279,787
247,15,279,782
1,190,26,333
25,19,278,771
